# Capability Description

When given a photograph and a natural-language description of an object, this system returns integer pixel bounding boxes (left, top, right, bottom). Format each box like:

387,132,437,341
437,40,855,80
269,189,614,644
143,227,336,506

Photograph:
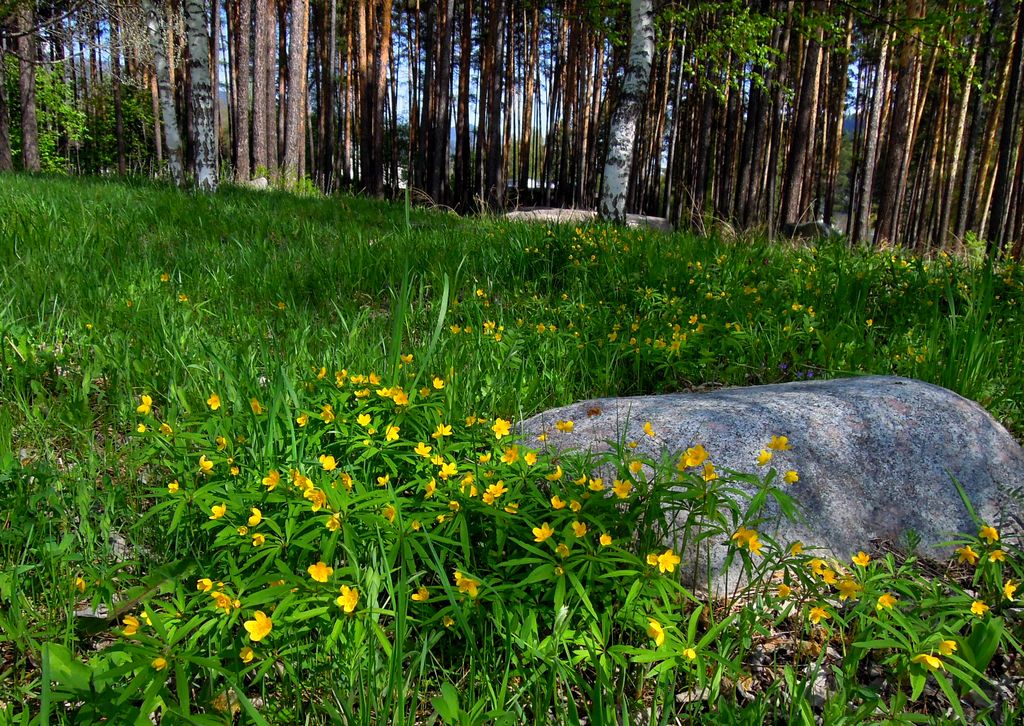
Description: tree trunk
454,0,472,210
987,0,1024,253
185,0,219,191
282,0,309,184
598,0,655,223
0,43,15,171
143,0,186,186
852,24,890,245
373,0,393,194
235,0,252,179
781,11,824,225
112,19,127,175
16,6,40,172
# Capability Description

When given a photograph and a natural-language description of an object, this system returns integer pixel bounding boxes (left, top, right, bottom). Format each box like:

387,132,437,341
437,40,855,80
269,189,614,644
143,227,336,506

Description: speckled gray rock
520,376,1024,591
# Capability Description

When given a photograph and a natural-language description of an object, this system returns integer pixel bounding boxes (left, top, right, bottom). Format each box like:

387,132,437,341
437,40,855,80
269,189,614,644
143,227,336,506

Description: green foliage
0,176,1022,722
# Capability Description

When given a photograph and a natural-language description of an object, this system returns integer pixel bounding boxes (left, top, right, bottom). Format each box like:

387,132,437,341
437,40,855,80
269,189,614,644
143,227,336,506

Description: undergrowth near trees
0,176,1022,724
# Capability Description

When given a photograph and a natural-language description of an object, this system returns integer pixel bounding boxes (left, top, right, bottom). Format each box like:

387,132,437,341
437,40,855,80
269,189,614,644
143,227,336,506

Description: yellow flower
756,449,773,466
836,578,862,601
556,543,571,558
502,446,520,464
533,523,554,542
239,647,255,663
244,611,273,641
199,455,214,475
247,508,262,527
550,495,566,510
679,444,708,469
250,398,264,415
483,481,508,504
319,454,337,471
237,525,249,536
209,503,226,520
956,545,979,565
808,606,829,625
411,586,430,602
938,640,957,656
524,451,538,466
656,549,681,574
492,418,511,439
702,462,718,482
122,615,140,636
383,504,396,523
643,421,655,437
337,585,359,613
877,593,897,610
432,423,453,439
385,425,400,442
777,583,792,599
74,576,87,593
852,551,871,567
166,479,180,494
160,272,170,282
151,656,167,671
443,616,455,628
454,570,480,598
262,469,280,491
196,578,214,592
215,436,228,451
783,470,799,484
414,442,432,458
628,460,643,475
647,618,665,647
159,422,173,436
448,500,460,512
307,561,333,583
912,653,942,670
989,549,1006,562
136,395,153,415
612,479,632,499
588,477,604,491
1004,580,1018,601
136,423,147,433
731,526,762,556
433,377,445,389
683,647,697,660
971,600,990,616
252,533,266,546
207,393,220,410
545,465,563,481
438,461,458,479
646,553,659,566
599,533,612,546
555,419,574,433
321,404,335,423
979,525,999,544
296,413,309,427
767,435,791,451
789,541,804,556
572,521,587,538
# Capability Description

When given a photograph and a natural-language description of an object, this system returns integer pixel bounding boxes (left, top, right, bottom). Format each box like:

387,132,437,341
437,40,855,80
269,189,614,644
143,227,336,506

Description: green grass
0,175,1022,724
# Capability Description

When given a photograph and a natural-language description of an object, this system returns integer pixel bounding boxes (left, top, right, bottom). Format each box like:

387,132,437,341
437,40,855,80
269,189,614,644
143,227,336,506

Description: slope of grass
0,175,1021,724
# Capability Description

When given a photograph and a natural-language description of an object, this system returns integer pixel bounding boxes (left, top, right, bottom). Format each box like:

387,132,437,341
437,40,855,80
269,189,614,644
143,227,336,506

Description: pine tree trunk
235,0,252,179
282,0,309,184
184,0,219,191
852,25,890,245
454,0,472,210
143,0,186,186
112,20,127,175
17,6,40,172
373,0,393,194
987,1,1024,253
598,0,654,223
0,44,12,171
781,12,824,225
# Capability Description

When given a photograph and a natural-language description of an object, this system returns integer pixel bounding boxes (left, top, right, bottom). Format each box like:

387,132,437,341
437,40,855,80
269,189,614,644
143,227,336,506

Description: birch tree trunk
143,0,186,186
598,0,654,223
184,0,218,191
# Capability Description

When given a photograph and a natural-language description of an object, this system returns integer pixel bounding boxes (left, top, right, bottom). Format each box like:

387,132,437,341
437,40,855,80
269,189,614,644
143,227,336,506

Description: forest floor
0,175,1022,724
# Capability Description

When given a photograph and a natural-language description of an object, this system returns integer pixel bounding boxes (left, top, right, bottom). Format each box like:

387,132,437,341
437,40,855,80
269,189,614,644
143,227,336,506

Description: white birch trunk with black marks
598,0,654,223
143,0,185,186
184,0,218,191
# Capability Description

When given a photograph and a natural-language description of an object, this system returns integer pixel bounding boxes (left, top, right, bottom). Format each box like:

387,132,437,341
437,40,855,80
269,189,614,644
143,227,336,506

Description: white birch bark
184,0,218,191
598,0,654,223
142,0,185,187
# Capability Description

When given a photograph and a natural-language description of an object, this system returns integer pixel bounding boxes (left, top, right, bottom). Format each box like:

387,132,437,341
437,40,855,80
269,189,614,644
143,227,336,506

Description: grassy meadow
0,175,1022,724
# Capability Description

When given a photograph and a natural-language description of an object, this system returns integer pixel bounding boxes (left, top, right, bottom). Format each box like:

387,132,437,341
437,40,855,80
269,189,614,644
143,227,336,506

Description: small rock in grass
521,376,1024,592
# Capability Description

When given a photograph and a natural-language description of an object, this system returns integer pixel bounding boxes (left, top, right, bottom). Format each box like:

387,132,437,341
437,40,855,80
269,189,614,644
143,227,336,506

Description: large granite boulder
520,376,1024,590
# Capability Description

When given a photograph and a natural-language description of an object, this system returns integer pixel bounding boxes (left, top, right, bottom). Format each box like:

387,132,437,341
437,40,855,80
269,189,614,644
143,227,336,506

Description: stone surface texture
505,207,673,233
520,376,1024,589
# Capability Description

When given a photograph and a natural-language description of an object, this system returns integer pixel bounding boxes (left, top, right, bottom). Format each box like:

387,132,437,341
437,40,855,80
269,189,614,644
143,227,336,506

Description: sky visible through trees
1,0,1023,257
